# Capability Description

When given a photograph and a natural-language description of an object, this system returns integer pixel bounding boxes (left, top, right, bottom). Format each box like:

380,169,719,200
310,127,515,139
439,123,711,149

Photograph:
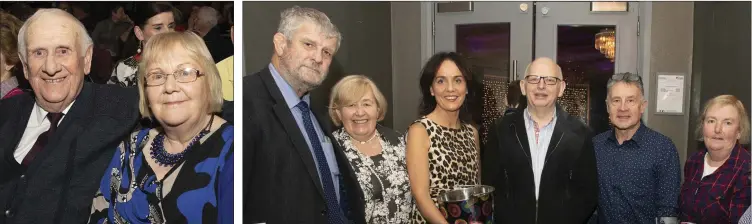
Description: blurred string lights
479,74,590,143
481,75,508,144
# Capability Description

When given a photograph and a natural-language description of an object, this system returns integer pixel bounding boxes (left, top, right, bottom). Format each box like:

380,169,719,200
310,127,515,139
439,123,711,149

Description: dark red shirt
679,144,751,223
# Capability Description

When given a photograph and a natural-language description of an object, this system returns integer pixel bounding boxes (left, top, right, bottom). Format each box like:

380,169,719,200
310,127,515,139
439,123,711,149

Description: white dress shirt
523,107,558,200
14,101,75,163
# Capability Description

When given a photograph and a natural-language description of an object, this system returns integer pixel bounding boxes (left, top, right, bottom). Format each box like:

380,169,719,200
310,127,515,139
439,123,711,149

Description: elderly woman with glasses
679,95,751,223
328,75,414,223
89,32,234,223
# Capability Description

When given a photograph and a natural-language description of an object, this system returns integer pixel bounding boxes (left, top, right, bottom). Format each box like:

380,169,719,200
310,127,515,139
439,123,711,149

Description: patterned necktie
296,101,345,224
22,112,64,166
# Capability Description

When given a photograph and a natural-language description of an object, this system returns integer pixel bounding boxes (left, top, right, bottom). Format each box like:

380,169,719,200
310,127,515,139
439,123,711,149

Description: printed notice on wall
656,74,685,114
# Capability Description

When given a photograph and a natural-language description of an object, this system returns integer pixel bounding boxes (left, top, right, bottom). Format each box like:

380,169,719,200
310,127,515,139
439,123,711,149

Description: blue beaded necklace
150,116,214,167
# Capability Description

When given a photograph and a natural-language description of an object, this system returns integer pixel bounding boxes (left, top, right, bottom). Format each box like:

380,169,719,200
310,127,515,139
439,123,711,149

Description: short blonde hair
328,75,387,126
696,94,751,144
137,31,223,119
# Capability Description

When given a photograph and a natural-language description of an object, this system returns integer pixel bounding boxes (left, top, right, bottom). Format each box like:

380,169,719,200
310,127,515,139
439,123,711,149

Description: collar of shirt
269,63,311,109
32,100,75,127
523,106,558,130
607,121,648,148
268,63,342,196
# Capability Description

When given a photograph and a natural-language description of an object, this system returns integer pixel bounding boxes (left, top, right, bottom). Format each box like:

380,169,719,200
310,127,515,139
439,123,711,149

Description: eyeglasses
525,75,561,85
607,97,641,107
145,68,205,86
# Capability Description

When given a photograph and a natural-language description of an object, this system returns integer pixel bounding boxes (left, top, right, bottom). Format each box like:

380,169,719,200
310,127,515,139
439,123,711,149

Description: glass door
535,2,638,134
434,2,533,142
434,1,639,138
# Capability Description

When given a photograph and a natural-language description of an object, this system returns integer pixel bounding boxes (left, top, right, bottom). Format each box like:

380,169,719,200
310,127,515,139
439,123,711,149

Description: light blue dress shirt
523,107,558,200
269,63,341,200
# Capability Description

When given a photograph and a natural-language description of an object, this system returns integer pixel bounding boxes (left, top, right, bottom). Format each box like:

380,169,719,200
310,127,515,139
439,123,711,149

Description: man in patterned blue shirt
592,73,681,224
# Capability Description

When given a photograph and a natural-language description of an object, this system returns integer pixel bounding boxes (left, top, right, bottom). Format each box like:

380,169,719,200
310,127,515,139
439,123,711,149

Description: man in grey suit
0,9,139,224
243,6,366,224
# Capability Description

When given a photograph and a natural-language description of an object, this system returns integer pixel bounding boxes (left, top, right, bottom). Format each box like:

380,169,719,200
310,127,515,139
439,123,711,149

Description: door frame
421,1,654,124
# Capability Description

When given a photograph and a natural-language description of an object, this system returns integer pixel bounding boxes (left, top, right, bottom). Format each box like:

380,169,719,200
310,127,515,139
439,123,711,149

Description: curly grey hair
277,6,341,50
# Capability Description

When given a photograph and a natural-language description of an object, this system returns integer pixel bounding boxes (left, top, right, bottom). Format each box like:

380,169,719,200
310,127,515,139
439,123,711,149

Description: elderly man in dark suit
0,9,139,224
243,6,366,224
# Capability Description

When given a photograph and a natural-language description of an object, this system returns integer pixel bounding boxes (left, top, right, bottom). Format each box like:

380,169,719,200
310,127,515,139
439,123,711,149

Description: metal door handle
510,60,518,81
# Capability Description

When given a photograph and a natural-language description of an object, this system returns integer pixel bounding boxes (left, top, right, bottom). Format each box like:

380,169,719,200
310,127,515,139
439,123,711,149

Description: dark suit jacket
482,104,598,224
243,66,366,224
203,26,233,64
0,83,139,224
220,100,234,124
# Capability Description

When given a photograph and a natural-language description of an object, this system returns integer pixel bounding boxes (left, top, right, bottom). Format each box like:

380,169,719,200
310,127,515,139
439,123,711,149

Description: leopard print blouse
408,116,480,223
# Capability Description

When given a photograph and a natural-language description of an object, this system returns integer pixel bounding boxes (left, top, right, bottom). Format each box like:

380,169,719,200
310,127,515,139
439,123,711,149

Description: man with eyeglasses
482,57,598,224
592,72,681,224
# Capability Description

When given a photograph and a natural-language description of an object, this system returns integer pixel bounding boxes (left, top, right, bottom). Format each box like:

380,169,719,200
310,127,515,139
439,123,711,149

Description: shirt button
321,209,326,216
5,210,12,217
19,175,25,180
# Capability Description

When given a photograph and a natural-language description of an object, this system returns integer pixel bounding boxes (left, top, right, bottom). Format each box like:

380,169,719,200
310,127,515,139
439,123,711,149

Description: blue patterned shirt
740,207,752,224
593,123,681,224
89,124,234,223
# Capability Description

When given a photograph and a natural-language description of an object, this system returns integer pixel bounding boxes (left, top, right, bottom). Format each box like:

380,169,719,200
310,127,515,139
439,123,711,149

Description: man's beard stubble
279,53,327,95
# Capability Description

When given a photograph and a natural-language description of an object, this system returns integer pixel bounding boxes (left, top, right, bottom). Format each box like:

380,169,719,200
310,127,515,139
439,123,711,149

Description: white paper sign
656,74,685,114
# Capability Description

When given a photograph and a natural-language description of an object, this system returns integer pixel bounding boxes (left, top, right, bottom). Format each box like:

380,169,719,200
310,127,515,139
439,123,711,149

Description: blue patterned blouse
88,123,234,223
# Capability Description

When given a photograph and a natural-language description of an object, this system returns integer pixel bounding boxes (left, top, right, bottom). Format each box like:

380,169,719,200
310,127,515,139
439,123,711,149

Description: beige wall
643,2,695,169
390,2,424,131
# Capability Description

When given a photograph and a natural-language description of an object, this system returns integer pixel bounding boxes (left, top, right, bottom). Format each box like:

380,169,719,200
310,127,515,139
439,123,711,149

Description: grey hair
17,8,93,64
277,5,341,50
606,72,644,97
197,6,219,28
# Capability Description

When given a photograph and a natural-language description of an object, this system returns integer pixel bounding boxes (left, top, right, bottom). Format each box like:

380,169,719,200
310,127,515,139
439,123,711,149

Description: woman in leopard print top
406,52,480,224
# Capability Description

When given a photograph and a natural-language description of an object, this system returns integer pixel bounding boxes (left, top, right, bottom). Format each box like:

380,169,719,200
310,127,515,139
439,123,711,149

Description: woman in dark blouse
89,32,233,223
679,95,751,223
108,2,176,87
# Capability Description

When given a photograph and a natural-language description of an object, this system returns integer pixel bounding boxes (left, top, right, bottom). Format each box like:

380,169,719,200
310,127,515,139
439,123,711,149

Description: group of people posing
0,6,233,224
243,6,751,224
0,3,749,224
